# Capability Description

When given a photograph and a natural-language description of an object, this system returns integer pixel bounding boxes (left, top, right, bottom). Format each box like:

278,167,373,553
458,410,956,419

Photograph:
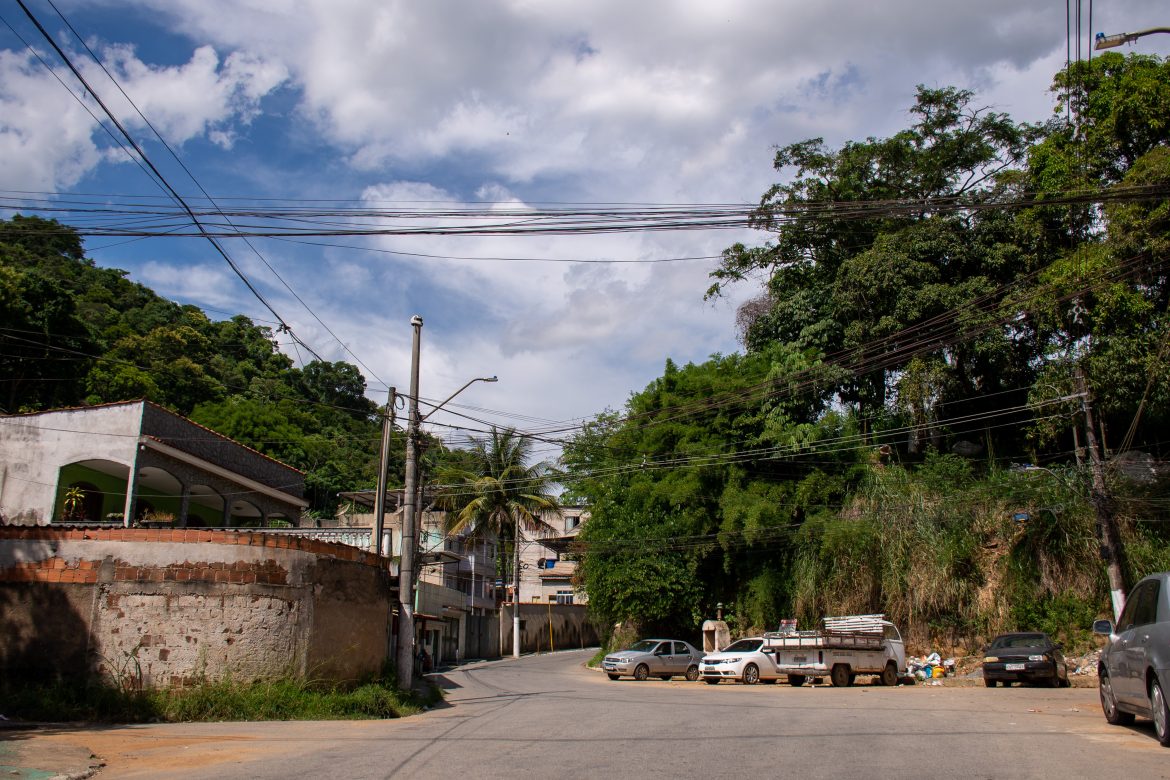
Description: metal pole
513,513,521,659
396,316,423,688
1077,365,1127,621
371,387,396,555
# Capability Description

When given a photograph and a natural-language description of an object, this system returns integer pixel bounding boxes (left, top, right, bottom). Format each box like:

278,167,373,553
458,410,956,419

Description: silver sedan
602,639,703,681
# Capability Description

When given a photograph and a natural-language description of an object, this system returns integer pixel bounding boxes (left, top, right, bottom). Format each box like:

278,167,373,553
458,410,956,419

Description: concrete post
396,316,423,689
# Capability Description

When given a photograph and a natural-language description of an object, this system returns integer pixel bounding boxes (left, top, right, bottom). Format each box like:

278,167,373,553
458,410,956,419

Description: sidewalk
0,721,104,780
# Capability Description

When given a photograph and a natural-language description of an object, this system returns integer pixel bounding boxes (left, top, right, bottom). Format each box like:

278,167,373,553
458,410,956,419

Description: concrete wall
0,526,394,687
499,603,598,656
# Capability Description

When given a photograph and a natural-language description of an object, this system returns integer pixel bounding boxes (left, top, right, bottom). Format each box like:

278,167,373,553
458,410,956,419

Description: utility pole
1076,365,1127,621
370,386,396,555
513,515,522,659
396,316,423,689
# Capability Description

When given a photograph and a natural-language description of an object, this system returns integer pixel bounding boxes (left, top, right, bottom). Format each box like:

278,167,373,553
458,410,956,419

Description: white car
699,637,780,685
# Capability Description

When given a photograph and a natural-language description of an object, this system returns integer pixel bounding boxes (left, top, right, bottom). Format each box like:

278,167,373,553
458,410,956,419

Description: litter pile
1066,649,1101,676
906,652,956,684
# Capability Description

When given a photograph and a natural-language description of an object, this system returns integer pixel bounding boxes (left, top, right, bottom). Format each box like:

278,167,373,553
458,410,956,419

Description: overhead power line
12,0,331,366
1,184,1167,239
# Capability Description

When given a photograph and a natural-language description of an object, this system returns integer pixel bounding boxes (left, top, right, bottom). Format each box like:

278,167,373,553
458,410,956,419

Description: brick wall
0,527,395,687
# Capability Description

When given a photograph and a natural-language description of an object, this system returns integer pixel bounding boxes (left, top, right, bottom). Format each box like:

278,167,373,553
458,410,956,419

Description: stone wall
0,527,395,687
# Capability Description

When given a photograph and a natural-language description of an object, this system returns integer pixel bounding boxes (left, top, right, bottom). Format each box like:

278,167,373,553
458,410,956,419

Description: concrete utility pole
1076,365,1127,621
370,387,396,556
513,516,522,659
396,316,423,689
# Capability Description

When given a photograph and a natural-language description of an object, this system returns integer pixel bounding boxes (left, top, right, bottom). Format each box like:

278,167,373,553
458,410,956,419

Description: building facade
0,401,307,528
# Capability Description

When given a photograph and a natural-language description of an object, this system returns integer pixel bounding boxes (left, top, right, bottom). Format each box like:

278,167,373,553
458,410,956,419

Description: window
674,642,689,655
555,590,574,605
565,516,580,531
1134,580,1162,627
1118,582,1149,632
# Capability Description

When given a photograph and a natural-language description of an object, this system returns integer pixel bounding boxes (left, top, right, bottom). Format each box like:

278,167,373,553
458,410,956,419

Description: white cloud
96,44,287,149
0,39,286,191
137,261,239,310
0,50,104,190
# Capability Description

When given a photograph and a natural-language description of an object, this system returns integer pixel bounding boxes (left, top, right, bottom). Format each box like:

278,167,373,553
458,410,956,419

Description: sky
2,0,1169,459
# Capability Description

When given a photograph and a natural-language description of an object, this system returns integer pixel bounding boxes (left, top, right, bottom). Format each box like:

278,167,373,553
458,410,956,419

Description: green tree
708,86,1043,448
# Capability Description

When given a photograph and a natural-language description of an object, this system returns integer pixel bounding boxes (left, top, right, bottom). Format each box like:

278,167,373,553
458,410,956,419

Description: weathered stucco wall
0,527,395,687
499,604,598,656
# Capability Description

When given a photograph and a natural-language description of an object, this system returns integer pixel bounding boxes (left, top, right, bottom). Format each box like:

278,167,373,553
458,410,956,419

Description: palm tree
437,427,560,654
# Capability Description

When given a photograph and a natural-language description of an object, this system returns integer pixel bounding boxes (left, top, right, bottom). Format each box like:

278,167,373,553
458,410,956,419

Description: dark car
1094,572,1170,746
982,632,1069,688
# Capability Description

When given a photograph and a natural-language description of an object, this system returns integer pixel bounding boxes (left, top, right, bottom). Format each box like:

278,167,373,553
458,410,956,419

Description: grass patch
586,648,607,668
0,672,439,724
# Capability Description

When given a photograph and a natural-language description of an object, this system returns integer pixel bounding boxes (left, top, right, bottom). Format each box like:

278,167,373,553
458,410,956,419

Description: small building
0,401,307,527
519,506,589,605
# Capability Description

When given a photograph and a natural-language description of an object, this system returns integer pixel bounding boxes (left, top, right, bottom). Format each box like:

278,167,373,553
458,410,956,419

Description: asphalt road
27,649,1170,778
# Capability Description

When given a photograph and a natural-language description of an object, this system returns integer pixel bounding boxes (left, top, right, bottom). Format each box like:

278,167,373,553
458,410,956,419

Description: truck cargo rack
762,614,887,651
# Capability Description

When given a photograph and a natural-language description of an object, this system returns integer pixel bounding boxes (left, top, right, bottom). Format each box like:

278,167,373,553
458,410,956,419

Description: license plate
1005,663,1025,671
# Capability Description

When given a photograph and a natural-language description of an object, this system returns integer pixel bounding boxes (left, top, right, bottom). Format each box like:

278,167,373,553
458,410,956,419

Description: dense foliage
0,215,456,515
567,54,1170,649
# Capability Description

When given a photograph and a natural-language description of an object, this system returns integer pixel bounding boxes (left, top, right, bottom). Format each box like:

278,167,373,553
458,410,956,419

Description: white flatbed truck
762,614,907,687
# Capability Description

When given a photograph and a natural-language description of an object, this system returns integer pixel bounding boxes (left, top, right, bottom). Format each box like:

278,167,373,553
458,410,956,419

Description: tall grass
787,454,1112,651
0,672,437,724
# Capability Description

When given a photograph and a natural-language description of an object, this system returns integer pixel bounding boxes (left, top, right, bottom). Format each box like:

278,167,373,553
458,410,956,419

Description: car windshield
991,634,1047,649
722,639,763,653
626,640,660,653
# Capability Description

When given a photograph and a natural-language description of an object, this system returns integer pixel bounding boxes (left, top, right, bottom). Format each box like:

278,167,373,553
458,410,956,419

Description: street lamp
418,377,498,423
395,317,496,691
1095,27,1170,50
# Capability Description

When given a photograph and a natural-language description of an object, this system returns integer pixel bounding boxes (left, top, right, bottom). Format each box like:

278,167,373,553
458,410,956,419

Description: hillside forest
564,53,1170,649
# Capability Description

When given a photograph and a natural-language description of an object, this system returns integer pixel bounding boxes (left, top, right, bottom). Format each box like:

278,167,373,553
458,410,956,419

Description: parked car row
604,573,1170,749
604,615,908,688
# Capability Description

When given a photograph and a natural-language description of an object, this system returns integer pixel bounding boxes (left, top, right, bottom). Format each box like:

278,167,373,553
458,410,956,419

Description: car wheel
607,674,620,681
984,678,996,688
1099,672,1135,725
634,663,649,681
704,677,720,685
788,675,806,687
743,664,760,685
830,664,852,687
1151,677,1170,746
685,664,700,682
880,661,897,687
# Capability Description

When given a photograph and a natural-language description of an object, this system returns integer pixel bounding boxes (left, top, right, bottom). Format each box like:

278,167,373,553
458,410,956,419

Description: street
18,649,1170,779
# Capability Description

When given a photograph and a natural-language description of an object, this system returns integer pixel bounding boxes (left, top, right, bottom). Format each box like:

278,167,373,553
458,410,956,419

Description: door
1114,580,1158,707
673,642,692,673
651,642,672,674
883,623,906,672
